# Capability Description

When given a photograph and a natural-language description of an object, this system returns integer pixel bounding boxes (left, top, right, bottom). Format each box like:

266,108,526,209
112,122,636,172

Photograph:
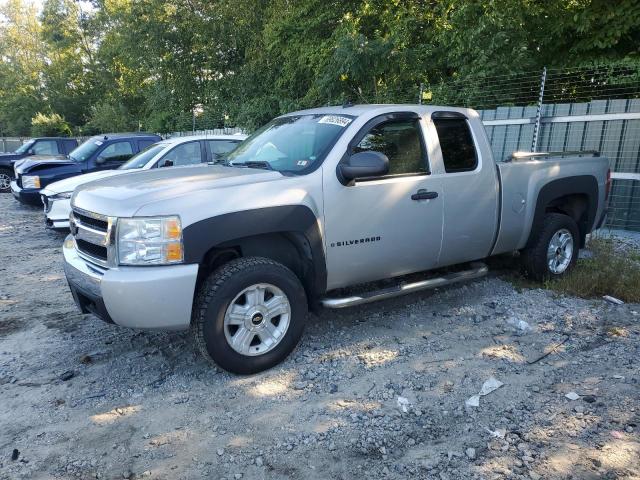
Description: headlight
22,175,40,189
50,191,72,200
117,216,183,265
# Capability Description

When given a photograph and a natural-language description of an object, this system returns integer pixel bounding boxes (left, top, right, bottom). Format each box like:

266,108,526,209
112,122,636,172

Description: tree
30,112,72,136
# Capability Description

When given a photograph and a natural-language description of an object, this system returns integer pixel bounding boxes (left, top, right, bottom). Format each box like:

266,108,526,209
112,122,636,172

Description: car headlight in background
49,191,73,200
22,175,40,189
117,216,183,265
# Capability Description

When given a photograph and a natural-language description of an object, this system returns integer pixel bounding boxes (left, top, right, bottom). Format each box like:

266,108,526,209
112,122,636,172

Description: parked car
10,133,161,205
63,105,610,374
0,137,78,193
41,134,247,230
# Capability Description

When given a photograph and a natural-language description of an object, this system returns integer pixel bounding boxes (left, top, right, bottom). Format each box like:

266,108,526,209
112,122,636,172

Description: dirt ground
0,193,638,480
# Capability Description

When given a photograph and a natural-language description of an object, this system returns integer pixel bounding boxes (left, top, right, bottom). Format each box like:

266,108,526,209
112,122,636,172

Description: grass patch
546,237,640,303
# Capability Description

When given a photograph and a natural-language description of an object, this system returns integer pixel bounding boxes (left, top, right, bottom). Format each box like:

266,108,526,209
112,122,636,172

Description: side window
98,141,134,163
432,118,478,173
353,119,427,176
159,141,202,167
208,140,240,161
32,140,59,155
63,140,77,154
138,139,156,151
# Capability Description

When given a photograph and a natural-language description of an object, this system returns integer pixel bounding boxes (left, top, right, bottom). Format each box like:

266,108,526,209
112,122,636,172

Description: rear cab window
432,115,478,173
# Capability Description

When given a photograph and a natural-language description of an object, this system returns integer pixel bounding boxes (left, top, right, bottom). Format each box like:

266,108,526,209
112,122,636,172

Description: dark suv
11,133,161,205
0,137,78,193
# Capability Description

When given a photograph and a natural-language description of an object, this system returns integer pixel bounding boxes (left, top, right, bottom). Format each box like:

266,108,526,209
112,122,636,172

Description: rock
79,354,92,364
465,447,476,460
574,405,585,414
328,442,336,451
565,391,580,401
59,370,75,381
583,395,596,403
255,457,263,467
234,474,242,480
329,384,338,394
217,448,224,456
528,471,541,480
11,449,19,461
293,381,308,390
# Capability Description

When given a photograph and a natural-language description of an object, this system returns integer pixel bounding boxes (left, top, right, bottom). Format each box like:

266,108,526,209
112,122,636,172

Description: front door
322,113,444,290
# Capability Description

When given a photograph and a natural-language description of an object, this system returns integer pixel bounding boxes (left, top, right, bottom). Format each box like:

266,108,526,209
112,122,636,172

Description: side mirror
95,155,106,165
338,151,389,183
161,159,174,168
27,150,35,155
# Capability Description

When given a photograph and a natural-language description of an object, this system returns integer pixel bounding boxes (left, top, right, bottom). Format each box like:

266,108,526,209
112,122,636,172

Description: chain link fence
430,64,640,231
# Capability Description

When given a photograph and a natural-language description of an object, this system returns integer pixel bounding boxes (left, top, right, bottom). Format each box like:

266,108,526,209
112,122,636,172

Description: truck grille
70,207,113,266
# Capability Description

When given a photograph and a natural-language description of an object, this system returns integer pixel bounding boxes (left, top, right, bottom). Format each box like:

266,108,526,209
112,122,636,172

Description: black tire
522,213,579,281
191,257,308,374
0,168,13,193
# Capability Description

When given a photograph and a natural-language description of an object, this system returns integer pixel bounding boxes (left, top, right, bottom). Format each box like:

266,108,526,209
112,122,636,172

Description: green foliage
86,101,138,134
549,237,640,303
1,0,639,134
30,112,72,136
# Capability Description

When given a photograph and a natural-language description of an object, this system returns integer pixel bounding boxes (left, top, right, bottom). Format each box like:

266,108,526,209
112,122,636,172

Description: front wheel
191,257,307,374
522,213,579,281
0,168,13,193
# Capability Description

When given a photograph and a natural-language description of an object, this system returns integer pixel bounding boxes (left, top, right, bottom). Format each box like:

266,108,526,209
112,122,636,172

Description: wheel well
195,232,318,305
544,193,589,247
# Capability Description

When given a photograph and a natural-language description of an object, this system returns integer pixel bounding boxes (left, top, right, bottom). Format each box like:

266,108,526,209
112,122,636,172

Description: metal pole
192,109,196,134
531,67,547,152
418,83,424,105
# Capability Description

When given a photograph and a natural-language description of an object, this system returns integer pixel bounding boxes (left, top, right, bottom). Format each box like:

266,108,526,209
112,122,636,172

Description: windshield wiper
230,161,274,170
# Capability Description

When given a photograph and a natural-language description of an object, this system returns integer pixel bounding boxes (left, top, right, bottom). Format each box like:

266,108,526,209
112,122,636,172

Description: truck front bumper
62,236,199,330
11,181,42,205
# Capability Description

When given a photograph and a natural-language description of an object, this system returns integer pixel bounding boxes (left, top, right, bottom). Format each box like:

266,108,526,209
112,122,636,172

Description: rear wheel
522,213,579,281
0,168,13,193
191,257,307,374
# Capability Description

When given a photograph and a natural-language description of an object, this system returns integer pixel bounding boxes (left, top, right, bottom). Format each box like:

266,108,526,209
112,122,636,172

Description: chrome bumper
63,236,199,330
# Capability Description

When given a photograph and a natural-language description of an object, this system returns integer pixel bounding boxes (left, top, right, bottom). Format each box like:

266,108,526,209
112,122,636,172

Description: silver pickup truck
63,105,610,373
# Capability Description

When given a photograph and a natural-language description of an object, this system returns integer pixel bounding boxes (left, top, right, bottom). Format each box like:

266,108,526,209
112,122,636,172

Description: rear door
322,112,444,290
427,112,499,266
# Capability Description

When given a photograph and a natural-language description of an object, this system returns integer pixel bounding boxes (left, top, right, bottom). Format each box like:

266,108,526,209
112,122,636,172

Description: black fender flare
528,175,599,247
182,205,327,294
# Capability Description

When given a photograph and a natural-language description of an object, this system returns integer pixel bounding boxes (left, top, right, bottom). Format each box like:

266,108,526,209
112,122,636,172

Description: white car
40,134,246,229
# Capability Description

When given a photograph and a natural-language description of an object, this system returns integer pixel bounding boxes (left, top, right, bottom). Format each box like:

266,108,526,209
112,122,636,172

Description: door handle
411,189,438,201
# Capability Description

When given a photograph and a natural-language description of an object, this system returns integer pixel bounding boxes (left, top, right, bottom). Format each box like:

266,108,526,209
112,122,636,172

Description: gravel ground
1,194,639,480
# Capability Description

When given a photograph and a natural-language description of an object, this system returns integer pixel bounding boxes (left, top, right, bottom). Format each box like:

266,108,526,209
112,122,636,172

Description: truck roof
284,104,479,119
88,132,161,140
31,137,77,141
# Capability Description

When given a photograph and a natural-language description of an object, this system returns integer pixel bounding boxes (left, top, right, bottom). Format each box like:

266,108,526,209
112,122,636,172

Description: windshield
119,143,165,170
15,140,35,154
225,114,354,174
68,138,103,162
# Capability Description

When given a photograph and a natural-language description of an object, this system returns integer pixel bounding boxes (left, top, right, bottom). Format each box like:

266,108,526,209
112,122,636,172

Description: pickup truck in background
0,137,78,193
11,132,161,205
63,105,610,374
40,134,247,230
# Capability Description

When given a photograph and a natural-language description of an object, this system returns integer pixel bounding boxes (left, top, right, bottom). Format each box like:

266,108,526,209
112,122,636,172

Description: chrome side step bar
320,262,488,309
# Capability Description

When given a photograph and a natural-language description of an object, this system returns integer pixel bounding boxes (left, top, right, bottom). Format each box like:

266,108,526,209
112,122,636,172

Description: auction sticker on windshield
318,115,352,127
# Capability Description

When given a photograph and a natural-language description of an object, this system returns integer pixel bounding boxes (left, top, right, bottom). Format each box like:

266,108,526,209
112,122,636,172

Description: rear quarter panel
493,156,609,253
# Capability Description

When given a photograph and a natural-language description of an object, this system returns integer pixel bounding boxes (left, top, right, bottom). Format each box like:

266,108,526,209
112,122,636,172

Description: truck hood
73,164,284,218
15,155,72,173
43,169,126,195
